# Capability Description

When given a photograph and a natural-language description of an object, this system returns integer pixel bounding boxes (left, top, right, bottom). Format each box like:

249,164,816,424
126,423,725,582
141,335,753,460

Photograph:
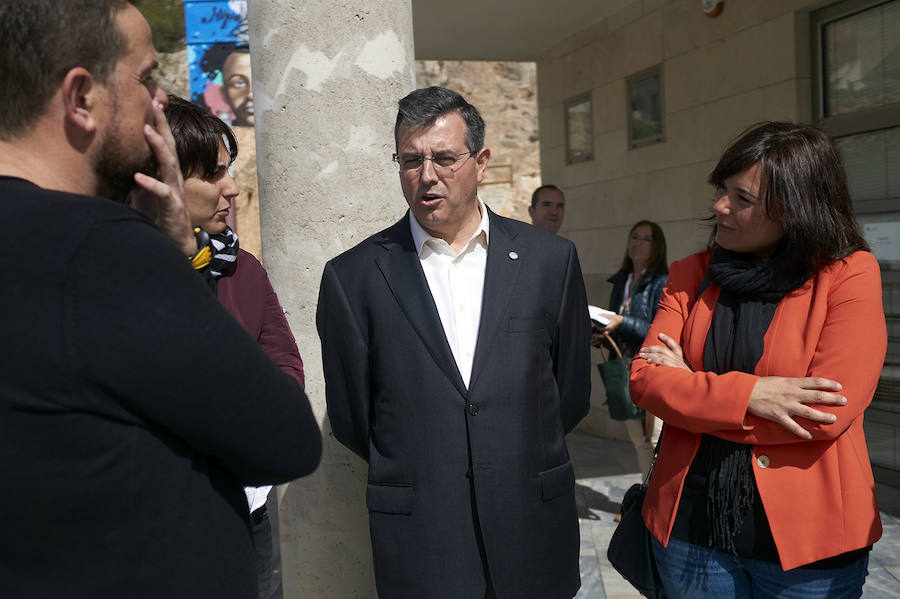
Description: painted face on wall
221,51,253,126
714,163,785,260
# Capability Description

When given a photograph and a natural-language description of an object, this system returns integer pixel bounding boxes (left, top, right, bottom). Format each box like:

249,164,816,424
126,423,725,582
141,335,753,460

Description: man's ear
528,205,535,219
474,147,491,185
61,67,103,134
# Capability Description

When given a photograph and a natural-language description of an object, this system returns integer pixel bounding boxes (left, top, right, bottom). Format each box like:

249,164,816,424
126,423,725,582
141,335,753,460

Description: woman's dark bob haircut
619,220,668,275
708,121,868,273
163,94,238,180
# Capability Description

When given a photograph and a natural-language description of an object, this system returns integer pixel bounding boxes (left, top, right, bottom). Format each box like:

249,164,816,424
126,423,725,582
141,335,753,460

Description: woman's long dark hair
708,121,868,273
618,220,668,275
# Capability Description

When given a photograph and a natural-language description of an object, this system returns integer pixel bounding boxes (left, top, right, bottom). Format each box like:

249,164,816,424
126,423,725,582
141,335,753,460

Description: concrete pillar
247,2,415,596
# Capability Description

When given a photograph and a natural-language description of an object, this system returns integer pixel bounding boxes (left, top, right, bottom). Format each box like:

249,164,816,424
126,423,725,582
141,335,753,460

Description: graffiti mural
184,1,254,127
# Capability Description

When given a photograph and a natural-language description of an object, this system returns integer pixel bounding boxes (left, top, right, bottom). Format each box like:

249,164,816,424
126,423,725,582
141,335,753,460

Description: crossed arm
630,252,886,444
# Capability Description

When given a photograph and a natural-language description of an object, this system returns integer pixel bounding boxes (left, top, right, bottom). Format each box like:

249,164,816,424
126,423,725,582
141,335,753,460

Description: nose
154,84,169,107
222,171,239,202
713,193,730,215
419,158,439,185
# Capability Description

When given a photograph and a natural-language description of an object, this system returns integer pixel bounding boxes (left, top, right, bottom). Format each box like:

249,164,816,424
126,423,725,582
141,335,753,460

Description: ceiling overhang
411,0,634,61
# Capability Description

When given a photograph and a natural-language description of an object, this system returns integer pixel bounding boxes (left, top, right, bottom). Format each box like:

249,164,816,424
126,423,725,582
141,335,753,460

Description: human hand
748,376,846,439
590,331,605,347
598,314,624,333
130,100,196,257
637,333,692,371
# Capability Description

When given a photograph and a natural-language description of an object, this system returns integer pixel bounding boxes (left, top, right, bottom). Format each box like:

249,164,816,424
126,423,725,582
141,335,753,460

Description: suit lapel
468,210,521,392
375,214,468,398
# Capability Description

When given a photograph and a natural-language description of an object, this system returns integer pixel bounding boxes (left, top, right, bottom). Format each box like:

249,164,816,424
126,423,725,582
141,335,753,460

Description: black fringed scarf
697,244,810,556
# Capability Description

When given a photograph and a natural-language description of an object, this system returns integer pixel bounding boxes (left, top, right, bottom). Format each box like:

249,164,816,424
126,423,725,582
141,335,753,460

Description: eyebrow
737,186,758,199
399,149,456,156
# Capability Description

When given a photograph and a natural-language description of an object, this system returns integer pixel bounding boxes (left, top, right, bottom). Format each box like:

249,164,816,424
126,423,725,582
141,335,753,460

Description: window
813,0,900,477
626,65,665,149
564,93,593,164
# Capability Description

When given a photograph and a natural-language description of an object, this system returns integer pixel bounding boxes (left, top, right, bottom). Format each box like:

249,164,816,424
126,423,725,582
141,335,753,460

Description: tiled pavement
568,431,900,599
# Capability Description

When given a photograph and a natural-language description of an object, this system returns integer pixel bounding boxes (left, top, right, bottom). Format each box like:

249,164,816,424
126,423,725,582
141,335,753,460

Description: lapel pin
509,251,519,260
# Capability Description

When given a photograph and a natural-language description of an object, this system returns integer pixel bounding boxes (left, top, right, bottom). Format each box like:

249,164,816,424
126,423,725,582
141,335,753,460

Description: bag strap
601,332,624,360
644,424,663,485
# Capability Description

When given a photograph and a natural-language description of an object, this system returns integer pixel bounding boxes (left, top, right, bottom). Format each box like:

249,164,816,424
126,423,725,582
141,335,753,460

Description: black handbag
597,332,644,421
606,429,666,598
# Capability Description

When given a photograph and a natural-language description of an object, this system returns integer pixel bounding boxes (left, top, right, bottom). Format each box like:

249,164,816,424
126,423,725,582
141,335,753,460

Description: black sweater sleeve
64,217,321,486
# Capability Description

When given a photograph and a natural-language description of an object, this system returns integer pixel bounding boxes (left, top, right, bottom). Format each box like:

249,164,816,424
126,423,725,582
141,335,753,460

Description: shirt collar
409,197,490,256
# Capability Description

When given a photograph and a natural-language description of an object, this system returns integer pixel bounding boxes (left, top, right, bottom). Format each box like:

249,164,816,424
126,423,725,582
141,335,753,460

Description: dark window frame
626,64,665,149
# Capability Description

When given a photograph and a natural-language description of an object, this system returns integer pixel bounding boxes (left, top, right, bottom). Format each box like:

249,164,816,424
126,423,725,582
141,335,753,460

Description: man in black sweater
0,2,321,597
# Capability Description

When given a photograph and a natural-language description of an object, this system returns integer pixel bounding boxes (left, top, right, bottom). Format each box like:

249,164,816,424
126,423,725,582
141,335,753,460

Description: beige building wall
537,0,823,434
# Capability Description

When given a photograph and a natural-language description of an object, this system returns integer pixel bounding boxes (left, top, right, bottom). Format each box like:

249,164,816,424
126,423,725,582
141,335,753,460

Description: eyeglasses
629,234,654,243
392,151,476,173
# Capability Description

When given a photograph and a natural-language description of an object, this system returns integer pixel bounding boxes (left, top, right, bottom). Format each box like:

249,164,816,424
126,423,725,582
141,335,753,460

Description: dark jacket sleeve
228,252,305,387
618,273,668,344
257,271,305,387
66,218,322,486
316,260,371,460
553,243,592,433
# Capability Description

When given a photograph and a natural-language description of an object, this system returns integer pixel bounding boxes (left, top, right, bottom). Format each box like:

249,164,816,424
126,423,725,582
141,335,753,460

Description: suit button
467,403,479,416
756,455,770,469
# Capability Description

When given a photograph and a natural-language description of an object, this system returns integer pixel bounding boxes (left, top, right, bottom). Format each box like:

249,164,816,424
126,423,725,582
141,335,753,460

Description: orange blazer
631,250,886,570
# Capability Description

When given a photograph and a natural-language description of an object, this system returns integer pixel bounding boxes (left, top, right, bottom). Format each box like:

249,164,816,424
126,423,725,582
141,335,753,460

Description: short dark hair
163,95,238,180
619,220,668,275
708,121,868,273
199,43,249,79
394,86,485,152
0,0,133,140
531,184,565,208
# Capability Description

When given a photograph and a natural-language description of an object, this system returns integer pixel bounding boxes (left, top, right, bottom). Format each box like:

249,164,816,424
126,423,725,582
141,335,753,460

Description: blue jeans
651,536,869,599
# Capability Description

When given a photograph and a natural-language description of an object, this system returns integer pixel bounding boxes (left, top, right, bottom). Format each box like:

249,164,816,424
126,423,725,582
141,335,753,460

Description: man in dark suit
0,2,321,596
317,86,591,599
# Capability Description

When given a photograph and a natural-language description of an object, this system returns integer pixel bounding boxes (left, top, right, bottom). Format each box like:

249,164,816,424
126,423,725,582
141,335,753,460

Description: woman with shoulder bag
593,220,668,480
631,121,886,597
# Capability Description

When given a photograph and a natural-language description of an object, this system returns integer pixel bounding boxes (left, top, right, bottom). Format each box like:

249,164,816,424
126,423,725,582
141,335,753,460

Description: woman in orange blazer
630,121,886,598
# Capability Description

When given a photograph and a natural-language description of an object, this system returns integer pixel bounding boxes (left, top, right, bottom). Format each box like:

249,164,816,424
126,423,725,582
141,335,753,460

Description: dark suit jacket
317,208,591,598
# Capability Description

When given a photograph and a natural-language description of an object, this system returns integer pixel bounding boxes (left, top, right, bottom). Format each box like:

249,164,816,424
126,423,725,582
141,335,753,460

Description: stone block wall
536,0,822,436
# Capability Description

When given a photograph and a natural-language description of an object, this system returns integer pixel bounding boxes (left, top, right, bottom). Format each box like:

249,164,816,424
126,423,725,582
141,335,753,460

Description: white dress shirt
409,198,490,388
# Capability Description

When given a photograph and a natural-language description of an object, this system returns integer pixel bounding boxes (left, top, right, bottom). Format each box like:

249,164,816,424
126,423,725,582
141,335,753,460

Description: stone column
247,2,415,596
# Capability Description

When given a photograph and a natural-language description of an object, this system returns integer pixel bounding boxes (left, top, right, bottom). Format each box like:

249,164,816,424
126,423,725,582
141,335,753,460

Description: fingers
805,389,847,406
133,171,170,199
796,405,838,424
776,415,814,440
748,376,847,438
636,346,691,371
657,333,683,355
798,377,843,392
776,376,846,406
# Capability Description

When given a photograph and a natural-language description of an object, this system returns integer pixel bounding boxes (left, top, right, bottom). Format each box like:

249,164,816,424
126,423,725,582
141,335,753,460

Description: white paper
588,305,615,327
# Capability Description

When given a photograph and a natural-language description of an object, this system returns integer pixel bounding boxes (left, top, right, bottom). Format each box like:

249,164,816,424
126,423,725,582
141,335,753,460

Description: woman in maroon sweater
164,95,304,598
